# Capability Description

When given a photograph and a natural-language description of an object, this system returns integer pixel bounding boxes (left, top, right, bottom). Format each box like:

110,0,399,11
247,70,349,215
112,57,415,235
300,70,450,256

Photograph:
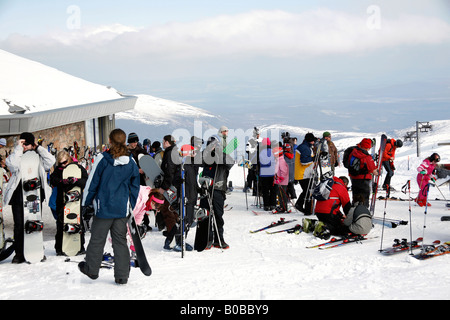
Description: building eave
0,95,137,135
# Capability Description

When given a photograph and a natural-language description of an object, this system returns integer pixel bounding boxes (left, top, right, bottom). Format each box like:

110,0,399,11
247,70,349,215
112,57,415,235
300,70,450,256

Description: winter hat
20,132,35,145
127,132,139,143
0,138,6,146
218,126,229,135
359,138,372,150
151,141,161,149
273,147,283,157
180,144,195,157
305,133,316,142
262,137,271,147
323,132,331,138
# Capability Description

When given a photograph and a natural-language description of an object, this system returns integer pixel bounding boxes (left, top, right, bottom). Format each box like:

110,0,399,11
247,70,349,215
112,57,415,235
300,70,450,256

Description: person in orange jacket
381,139,403,195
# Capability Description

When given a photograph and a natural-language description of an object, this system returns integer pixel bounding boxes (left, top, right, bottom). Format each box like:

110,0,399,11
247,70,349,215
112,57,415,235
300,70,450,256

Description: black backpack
343,146,368,176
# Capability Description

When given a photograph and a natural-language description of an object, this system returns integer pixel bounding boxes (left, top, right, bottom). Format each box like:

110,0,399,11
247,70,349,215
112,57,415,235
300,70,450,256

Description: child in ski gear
314,176,352,236
259,138,276,211
273,146,289,213
416,153,440,207
80,129,140,285
4,132,55,264
382,139,403,195
294,133,317,214
346,138,378,207
50,150,88,256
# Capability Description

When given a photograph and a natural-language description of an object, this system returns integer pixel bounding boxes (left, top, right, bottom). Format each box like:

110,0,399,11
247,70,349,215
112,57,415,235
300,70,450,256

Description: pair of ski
413,241,450,260
306,234,372,250
379,237,449,259
249,218,297,234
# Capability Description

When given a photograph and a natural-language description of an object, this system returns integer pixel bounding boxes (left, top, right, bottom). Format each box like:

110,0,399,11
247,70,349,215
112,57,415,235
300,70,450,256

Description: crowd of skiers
0,127,443,284
245,127,442,240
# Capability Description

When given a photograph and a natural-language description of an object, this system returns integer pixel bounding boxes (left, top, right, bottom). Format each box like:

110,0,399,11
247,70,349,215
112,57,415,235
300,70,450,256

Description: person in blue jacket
79,128,140,285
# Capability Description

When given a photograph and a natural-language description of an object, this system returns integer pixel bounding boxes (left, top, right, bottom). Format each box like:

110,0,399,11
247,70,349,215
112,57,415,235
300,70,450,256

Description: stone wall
1,121,86,156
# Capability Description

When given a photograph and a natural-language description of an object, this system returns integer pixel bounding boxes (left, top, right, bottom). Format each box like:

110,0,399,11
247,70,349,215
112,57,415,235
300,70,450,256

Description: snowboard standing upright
127,205,152,276
21,150,44,263
139,154,162,188
62,164,82,256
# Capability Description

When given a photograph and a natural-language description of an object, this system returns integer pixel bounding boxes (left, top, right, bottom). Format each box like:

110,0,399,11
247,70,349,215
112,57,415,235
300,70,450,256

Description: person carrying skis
416,153,440,207
4,132,55,264
381,138,403,195
50,150,88,256
294,133,317,214
79,128,140,285
345,138,378,207
273,146,290,213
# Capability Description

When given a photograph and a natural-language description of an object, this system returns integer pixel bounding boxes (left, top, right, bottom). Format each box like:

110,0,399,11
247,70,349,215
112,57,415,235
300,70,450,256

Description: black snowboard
127,206,151,276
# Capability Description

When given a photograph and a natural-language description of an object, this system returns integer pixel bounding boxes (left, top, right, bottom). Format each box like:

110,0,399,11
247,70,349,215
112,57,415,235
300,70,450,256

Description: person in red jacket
381,139,403,195
347,138,378,207
314,176,352,235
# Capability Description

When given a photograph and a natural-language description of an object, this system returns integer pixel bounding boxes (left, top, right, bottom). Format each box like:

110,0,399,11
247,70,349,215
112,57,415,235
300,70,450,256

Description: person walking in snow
79,128,140,285
416,153,440,207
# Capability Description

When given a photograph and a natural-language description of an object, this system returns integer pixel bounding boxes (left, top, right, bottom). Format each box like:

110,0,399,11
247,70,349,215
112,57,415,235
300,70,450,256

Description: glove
420,170,426,175
82,205,95,220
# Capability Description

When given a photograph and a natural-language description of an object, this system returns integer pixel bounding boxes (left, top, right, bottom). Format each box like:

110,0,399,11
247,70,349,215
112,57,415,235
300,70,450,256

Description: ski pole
242,156,248,210
433,178,448,201
379,185,389,252
421,183,431,251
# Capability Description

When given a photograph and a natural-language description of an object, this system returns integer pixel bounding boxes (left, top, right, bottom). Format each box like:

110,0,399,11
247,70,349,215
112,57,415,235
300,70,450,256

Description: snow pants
416,173,430,203
85,216,129,280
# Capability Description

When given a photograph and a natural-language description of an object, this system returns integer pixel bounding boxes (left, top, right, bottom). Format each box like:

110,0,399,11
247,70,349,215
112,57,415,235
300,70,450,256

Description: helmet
395,139,403,148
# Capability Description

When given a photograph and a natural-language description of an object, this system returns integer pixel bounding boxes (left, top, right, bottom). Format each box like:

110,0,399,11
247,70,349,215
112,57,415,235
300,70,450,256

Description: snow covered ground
1,121,450,301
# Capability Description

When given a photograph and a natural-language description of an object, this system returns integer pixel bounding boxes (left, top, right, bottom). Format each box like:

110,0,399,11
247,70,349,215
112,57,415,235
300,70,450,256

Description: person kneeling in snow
304,176,352,239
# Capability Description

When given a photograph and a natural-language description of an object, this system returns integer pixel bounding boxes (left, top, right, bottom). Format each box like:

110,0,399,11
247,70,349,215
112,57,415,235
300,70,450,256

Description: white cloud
2,9,450,59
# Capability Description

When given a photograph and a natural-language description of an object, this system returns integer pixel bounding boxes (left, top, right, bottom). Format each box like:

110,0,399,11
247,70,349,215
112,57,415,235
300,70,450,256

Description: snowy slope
115,94,223,141
0,49,123,115
1,119,450,300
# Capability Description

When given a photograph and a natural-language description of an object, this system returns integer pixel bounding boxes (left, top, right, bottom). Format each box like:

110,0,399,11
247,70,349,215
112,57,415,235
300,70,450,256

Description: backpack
312,177,335,201
343,146,368,176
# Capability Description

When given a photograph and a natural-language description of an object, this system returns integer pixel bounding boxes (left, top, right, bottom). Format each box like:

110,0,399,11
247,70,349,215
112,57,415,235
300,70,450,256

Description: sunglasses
60,160,69,166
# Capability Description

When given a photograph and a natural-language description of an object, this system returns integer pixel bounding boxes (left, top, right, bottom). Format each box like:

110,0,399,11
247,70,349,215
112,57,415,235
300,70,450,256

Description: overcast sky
1,0,449,133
